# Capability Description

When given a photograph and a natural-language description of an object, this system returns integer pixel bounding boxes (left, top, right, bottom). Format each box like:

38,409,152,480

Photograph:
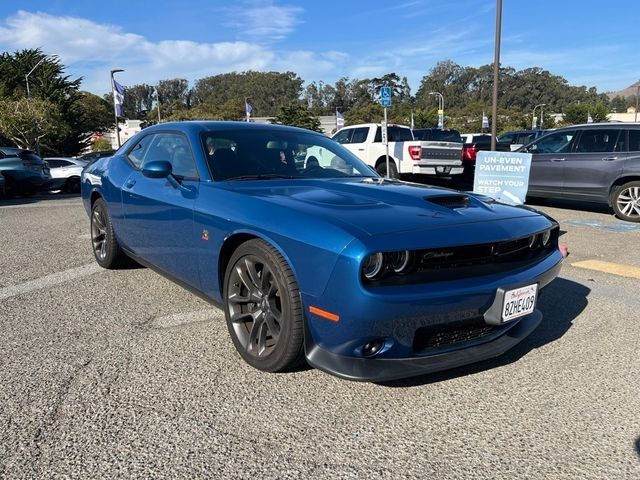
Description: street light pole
25,56,47,98
25,56,48,155
491,0,503,150
429,91,444,128
110,69,124,148
635,85,639,123
532,103,546,129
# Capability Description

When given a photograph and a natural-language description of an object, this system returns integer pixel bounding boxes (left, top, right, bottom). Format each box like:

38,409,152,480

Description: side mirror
142,160,172,179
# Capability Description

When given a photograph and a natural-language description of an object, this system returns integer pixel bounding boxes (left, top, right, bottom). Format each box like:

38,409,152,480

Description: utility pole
25,56,47,156
491,0,503,151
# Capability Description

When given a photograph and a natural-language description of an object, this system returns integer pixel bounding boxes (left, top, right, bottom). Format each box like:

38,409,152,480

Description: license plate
502,284,537,323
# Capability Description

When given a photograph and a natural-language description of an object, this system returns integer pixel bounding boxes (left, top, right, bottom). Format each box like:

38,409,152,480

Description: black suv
522,123,640,222
0,147,51,196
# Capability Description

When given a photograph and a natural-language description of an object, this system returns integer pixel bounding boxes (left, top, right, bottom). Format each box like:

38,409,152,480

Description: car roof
555,122,640,130
144,120,327,136
0,146,30,155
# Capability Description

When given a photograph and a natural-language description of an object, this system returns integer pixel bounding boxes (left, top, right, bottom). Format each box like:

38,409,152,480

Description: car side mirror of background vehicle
142,160,172,179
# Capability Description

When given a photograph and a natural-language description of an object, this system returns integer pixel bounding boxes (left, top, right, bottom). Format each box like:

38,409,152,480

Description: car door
525,129,578,198
561,128,626,202
120,131,200,286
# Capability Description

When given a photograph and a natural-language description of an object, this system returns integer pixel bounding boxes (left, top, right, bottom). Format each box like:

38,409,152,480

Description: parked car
45,157,88,193
523,123,640,222
498,129,549,151
82,121,563,382
332,124,463,178
79,150,115,166
0,147,51,196
460,133,509,177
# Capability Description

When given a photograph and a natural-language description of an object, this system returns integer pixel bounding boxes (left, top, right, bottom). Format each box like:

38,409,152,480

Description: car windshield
201,129,378,181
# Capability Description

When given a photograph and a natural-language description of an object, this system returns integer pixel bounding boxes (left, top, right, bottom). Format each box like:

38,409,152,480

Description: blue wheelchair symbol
379,86,392,107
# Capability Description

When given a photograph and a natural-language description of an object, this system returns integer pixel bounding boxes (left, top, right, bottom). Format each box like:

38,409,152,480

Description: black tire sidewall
91,198,124,268
376,161,398,179
612,181,640,222
223,239,303,372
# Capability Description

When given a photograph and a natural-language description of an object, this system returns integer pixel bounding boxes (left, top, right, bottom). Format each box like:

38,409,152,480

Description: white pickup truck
331,123,463,178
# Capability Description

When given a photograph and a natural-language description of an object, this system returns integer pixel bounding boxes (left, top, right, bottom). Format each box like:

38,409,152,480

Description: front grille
413,317,499,352
366,228,558,286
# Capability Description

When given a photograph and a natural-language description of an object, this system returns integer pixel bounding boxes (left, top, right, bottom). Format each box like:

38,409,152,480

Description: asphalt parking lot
1,191,639,479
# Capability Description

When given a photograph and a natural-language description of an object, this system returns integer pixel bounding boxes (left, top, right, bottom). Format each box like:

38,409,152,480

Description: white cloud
223,1,303,42
0,10,327,95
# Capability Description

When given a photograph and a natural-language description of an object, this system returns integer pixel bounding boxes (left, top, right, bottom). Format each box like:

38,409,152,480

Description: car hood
228,178,539,236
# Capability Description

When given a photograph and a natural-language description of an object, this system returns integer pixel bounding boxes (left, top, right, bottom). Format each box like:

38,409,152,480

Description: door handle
125,179,136,188
550,158,565,162
358,148,365,151
602,157,617,161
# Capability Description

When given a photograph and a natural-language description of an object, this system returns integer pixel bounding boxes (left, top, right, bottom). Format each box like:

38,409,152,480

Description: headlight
541,229,551,247
362,252,385,280
388,250,412,274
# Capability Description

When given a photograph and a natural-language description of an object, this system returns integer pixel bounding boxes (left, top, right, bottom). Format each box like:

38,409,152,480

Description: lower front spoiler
305,310,543,383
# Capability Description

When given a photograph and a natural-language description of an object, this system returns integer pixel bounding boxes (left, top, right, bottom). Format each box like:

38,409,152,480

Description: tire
376,159,399,179
90,198,128,268
612,181,640,222
223,239,304,372
64,177,81,193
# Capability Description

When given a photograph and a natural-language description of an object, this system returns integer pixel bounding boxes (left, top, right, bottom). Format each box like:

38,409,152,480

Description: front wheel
223,239,304,372
91,198,128,268
612,181,640,222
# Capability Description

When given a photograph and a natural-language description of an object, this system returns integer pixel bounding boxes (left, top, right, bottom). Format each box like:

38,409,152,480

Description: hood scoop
425,194,470,209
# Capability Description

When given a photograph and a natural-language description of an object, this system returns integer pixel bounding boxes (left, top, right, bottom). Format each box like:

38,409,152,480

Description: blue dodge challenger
82,121,563,382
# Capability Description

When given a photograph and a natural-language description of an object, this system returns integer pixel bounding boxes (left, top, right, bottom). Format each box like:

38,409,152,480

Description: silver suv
523,123,640,222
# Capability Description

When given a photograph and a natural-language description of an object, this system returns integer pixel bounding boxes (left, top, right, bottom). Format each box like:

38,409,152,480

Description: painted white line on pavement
0,263,103,301
152,308,222,329
0,201,82,209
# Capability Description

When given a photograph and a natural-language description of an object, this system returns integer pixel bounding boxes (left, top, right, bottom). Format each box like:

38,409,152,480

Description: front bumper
306,309,542,382
304,251,562,382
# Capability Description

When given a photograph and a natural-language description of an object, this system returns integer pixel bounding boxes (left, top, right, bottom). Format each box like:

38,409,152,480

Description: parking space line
151,309,222,329
0,201,82,209
0,263,103,301
571,259,640,280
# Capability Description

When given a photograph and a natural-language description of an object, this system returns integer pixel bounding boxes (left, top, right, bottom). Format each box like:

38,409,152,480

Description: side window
528,130,576,154
629,130,640,152
145,133,198,179
47,159,62,168
127,134,155,168
387,127,413,142
574,129,619,153
332,129,352,144
350,127,369,144
498,133,515,144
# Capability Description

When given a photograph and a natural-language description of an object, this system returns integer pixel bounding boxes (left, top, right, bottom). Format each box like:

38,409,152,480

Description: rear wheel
223,239,304,372
376,159,399,179
612,181,640,222
91,198,128,268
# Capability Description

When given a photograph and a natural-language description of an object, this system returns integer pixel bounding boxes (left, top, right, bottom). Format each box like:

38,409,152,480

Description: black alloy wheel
223,239,304,372
91,198,127,268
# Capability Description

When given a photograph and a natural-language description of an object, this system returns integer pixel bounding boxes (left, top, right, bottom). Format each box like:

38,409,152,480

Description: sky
0,0,637,97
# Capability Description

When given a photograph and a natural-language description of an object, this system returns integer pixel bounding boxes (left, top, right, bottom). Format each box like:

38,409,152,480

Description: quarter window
574,129,620,153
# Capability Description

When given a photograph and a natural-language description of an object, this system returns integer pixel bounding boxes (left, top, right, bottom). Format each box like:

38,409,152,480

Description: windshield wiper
225,173,298,181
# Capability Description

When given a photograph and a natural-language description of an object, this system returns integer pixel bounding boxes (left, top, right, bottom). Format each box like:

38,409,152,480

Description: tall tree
271,101,322,132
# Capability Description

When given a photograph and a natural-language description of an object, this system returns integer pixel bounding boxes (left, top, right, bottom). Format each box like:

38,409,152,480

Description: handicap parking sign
379,86,392,107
